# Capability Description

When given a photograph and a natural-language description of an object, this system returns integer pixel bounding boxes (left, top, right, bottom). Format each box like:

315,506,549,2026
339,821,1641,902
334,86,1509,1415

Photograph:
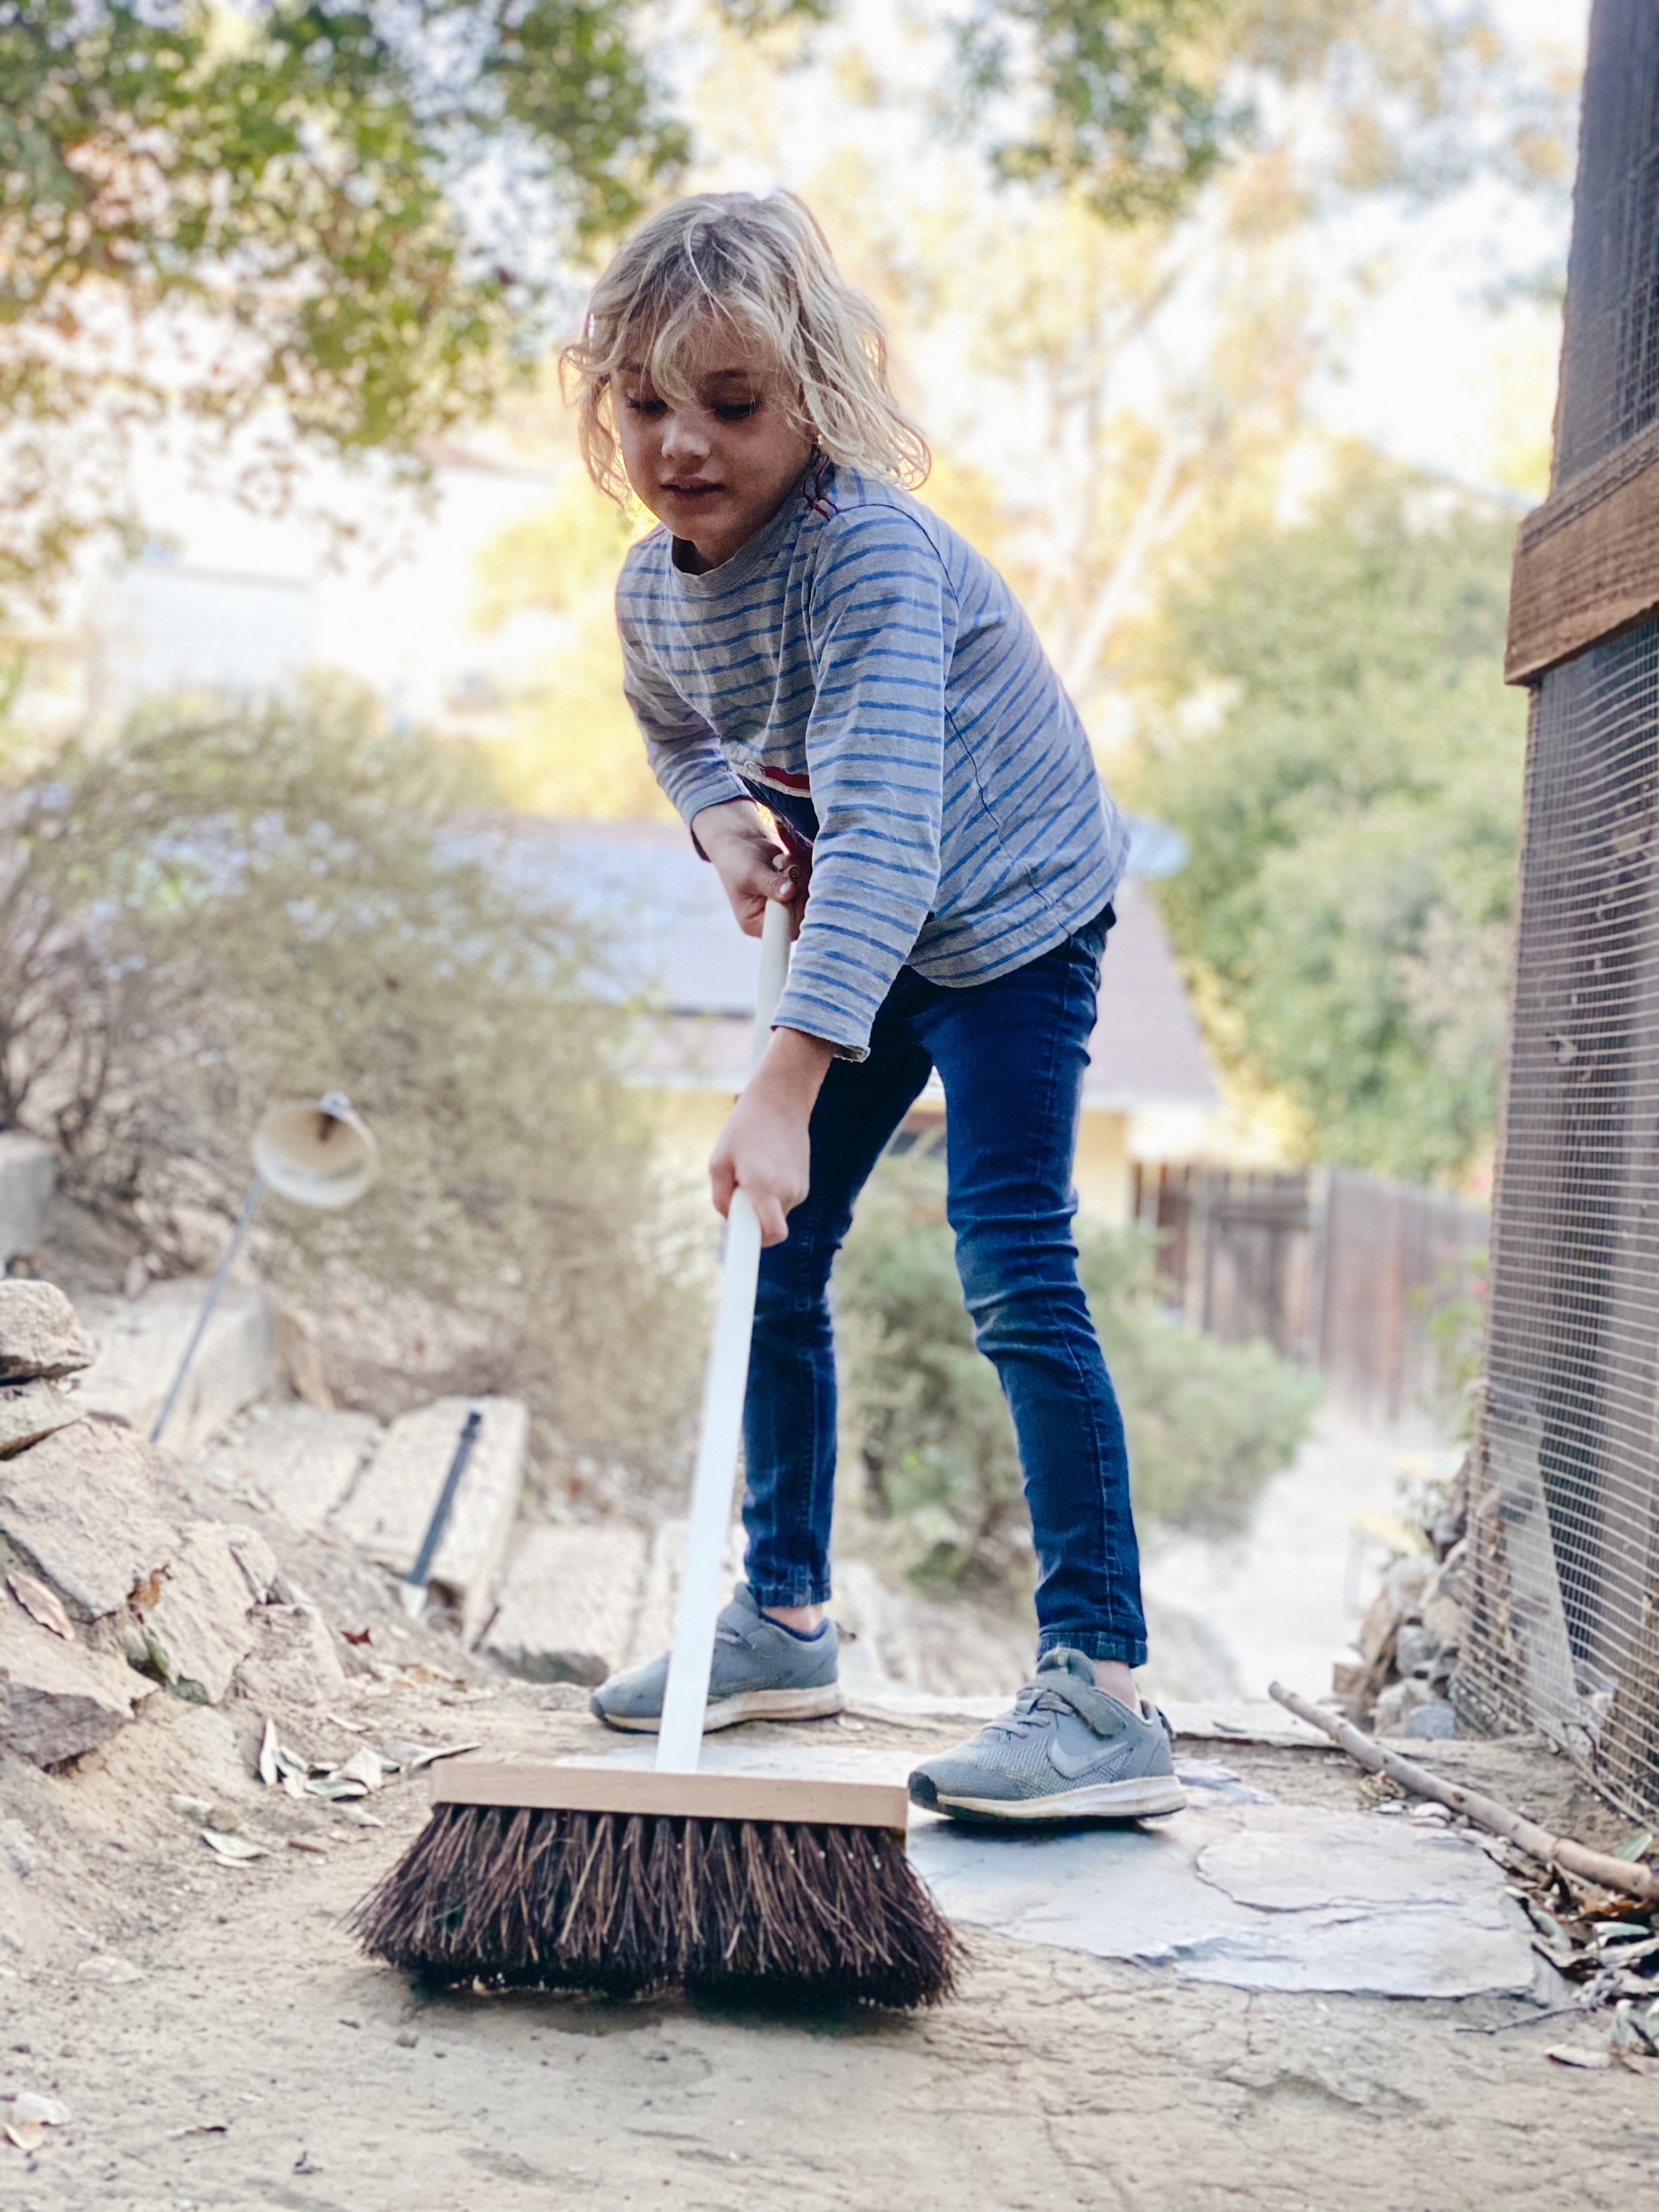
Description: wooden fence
1135,1165,1488,1434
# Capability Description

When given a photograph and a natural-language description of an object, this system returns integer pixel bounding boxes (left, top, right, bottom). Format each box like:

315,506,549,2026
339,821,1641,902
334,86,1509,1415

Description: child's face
614,321,814,571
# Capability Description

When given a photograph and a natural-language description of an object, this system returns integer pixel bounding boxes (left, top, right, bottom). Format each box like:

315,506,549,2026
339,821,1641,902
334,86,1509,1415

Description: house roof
484,817,1218,1113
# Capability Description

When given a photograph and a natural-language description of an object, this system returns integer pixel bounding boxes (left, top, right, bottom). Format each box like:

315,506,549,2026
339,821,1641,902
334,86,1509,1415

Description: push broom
352,896,956,2008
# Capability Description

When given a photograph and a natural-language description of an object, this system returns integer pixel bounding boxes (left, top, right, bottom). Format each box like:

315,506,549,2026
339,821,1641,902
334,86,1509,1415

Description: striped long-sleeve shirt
616,461,1128,1059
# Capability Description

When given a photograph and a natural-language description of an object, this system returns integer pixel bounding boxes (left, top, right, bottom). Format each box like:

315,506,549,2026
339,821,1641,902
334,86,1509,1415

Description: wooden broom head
350,1765,956,2010
428,1759,911,1832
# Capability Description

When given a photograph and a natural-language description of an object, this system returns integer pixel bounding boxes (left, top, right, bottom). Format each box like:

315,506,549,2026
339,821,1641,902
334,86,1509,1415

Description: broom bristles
349,1802,958,2009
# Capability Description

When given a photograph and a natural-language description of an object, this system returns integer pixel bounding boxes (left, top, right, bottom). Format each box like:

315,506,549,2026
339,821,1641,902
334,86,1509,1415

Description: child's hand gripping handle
657,895,794,1774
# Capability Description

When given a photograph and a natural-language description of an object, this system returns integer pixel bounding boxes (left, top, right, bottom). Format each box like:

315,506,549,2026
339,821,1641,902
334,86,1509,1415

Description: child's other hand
691,798,806,935
709,1029,833,1244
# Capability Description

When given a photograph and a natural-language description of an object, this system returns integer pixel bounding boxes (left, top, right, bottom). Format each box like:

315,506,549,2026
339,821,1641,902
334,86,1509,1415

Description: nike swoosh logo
1046,1734,1133,1781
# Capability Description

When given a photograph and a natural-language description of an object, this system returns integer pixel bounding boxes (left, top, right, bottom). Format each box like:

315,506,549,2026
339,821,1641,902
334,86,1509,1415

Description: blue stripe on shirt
616,462,1128,1058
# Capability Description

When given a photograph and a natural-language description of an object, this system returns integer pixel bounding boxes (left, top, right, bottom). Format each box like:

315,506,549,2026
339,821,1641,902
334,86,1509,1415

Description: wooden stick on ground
1268,1681,1659,1905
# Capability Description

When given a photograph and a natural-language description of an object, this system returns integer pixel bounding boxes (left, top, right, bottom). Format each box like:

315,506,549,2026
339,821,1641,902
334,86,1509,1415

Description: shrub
836,1147,1317,1589
0,679,704,1481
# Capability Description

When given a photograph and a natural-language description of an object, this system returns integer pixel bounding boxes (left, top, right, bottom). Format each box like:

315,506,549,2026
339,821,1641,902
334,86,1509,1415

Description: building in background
16,439,563,744
490,819,1218,1223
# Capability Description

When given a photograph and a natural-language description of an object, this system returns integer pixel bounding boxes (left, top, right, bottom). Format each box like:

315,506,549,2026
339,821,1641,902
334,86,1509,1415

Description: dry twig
1268,1681,1659,1904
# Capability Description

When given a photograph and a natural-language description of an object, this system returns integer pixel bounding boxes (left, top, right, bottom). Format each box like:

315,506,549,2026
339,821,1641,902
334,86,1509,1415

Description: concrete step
200,1402,381,1534
74,1282,277,1456
484,1522,650,1686
330,1396,527,1641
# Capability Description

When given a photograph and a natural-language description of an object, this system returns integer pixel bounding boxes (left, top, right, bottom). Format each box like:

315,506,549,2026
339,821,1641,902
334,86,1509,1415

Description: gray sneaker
590,1583,843,1733
907,1649,1187,1822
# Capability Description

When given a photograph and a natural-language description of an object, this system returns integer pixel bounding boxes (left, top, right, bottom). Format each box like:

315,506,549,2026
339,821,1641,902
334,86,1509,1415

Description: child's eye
624,396,667,417
714,400,760,422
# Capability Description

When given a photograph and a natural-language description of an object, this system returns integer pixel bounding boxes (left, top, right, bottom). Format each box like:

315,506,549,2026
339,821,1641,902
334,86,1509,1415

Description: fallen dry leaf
5,1572,73,1642
128,1564,171,1611
201,1829,269,1863
341,1628,373,1646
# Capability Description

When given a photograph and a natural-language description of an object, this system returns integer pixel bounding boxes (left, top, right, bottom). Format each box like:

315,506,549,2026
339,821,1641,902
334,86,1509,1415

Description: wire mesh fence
1455,1,1659,1816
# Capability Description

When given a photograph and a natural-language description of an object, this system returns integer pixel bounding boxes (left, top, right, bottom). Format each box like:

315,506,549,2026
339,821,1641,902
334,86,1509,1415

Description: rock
331,1396,528,1641
0,1419,178,1618
75,1280,277,1454
0,1598,142,1765
1420,1591,1463,1652
231,1603,345,1707
0,1281,93,1383
1419,1542,1466,1657
1402,1699,1459,1740
0,1133,55,1265
136,1523,276,1703
206,1402,380,1534
75,1953,143,1985
1375,1674,1440,1735
0,1379,81,1458
12,2091,70,2127
484,1521,648,1686
1425,1539,1466,1608
1357,1553,1435,1666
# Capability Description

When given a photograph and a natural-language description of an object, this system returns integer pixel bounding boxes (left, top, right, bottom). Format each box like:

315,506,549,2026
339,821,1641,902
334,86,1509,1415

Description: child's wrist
690,796,760,856
751,1026,833,1109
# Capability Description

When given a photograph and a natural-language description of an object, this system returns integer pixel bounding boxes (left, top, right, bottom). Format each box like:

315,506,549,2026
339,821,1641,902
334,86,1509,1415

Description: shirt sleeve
617,605,747,827
772,513,957,1059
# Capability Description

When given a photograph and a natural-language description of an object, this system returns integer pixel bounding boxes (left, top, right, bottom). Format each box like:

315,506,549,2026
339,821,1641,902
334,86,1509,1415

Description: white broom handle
657,893,795,1773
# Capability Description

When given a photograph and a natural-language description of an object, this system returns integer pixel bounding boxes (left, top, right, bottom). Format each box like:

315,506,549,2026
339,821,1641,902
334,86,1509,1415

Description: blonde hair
563,191,930,505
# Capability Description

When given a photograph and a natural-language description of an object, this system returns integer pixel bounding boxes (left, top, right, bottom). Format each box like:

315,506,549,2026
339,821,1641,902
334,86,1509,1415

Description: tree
0,0,832,617
804,0,1570,734
1121,454,1527,1185
0,0,1279,621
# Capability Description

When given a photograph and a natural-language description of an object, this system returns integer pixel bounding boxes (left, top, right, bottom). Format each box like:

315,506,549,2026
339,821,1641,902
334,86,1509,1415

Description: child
573,191,1183,1824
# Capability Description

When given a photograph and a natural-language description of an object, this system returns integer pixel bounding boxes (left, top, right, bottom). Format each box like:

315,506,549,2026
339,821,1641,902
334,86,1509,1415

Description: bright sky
1308,0,1587,491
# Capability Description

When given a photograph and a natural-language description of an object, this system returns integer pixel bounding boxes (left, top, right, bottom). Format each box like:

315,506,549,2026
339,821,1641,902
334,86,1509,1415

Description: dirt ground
5,1667,1658,2212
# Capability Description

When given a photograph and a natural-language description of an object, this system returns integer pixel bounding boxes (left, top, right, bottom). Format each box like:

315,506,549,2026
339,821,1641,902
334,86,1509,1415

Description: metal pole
149,1175,265,1444
400,1408,483,1617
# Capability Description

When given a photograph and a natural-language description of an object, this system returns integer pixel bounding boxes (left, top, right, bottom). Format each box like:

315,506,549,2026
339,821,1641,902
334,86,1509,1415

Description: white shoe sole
933,1773,1188,1822
599,1684,845,1734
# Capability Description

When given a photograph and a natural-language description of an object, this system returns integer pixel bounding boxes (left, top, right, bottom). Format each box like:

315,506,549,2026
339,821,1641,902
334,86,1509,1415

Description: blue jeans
740,907,1148,1667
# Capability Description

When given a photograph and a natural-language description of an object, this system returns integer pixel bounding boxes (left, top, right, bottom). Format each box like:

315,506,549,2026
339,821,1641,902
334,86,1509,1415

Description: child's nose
661,408,710,466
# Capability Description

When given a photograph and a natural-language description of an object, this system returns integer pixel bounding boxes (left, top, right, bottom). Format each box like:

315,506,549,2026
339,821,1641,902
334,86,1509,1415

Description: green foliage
0,679,702,1470
0,0,690,611
835,1148,1316,1587
947,0,1569,227
1079,1231,1318,1523
1124,456,1527,1183
955,0,1240,222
